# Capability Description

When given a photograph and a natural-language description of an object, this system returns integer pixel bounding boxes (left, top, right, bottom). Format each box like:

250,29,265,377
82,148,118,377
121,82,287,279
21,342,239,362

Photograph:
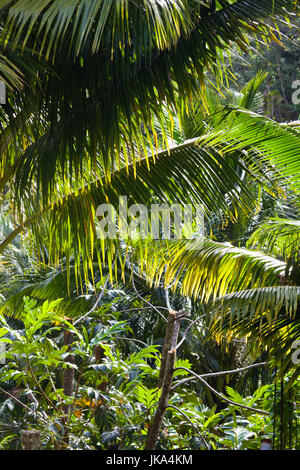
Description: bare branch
172,362,268,390
131,273,167,323
74,270,111,326
172,367,269,415
174,315,205,351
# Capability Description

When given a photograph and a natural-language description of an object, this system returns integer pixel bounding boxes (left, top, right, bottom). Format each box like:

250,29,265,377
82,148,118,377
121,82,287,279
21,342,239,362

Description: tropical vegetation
0,0,299,451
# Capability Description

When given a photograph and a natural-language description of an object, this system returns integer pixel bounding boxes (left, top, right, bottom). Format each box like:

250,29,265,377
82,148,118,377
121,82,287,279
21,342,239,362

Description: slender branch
132,273,167,323
172,362,268,391
115,306,169,313
0,386,47,423
167,405,210,450
200,362,267,378
74,270,111,326
173,367,269,415
177,317,194,323
165,287,172,312
285,121,300,127
0,226,25,252
27,359,58,412
115,336,152,349
0,212,42,254
174,315,205,351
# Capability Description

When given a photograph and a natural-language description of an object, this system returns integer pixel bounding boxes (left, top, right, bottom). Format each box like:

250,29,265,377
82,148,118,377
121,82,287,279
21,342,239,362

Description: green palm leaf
2,106,299,291
209,286,300,383
3,0,296,59
248,218,300,262
211,286,300,325
140,239,286,301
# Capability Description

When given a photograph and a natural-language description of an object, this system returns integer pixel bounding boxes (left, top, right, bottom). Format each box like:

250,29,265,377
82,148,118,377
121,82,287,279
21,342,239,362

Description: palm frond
139,239,286,301
3,0,192,58
238,71,267,113
197,107,300,191
211,286,300,326
3,0,297,59
0,1,298,200
2,106,299,291
248,218,300,262
209,285,300,382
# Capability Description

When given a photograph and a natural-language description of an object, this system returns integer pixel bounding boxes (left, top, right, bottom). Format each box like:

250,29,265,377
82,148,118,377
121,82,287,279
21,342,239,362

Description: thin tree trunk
94,344,108,392
63,325,74,413
157,310,177,388
62,321,74,447
146,311,181,450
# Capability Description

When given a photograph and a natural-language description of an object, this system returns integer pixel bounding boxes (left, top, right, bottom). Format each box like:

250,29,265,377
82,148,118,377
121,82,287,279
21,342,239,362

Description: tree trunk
63,325,74,414
62,321,74,447
146,311,181,450
157,311,177,388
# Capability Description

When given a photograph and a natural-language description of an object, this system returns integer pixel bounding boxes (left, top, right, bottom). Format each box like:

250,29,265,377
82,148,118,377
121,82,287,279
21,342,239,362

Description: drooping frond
2,0,192,58
211,286,300,327
209,286,300,383
0,1,298,201
139,239,286,302
2,106,299,290
248,218,300,262
0,52,23,90
196,107,300,192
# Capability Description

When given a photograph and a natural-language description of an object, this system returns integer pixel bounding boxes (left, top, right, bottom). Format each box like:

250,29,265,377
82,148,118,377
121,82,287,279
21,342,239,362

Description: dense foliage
0,0,299,451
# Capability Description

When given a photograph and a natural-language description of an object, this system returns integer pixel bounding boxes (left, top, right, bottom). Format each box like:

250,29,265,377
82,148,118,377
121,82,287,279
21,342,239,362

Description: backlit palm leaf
209,286,300,383
1,106,299,290
248,218,300,262
0,1,298,200
139,239,286,301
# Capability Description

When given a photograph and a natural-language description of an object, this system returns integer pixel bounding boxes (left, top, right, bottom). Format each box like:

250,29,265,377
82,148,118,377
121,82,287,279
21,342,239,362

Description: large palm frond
0,1,298,199
2,107,299,287
180,70,268,139
209,286,300,383
2,1,296,59
139,239,286,301
248,218,300,263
